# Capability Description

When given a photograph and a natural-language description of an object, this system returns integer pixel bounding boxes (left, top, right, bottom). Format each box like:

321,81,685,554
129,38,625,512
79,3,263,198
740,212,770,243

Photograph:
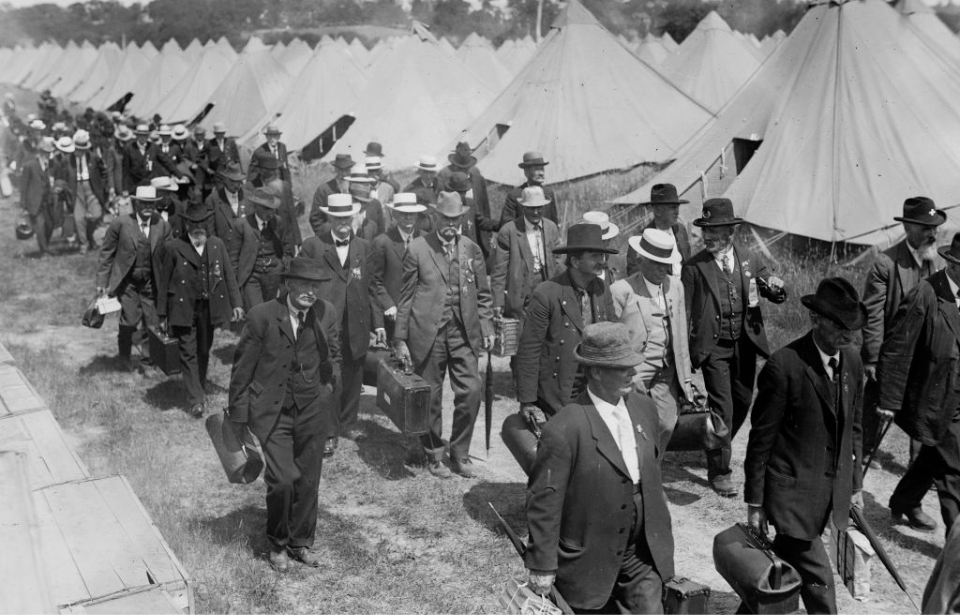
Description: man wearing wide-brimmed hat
20,136,57,256
58,129,109,254
158,201,243,418
525,322,675,613
96,185,172,368
878,232,960,538
248,123,289,184
370,193,425,343
682,198,787,497
582,210,623,283
207,122,240,178
157,124,181,163
516,224,618,429
745,277,866,615
121,123,181,195
233,187,294,311
627,183,692,277
228,256,341,571
309,153,355,233
445,170,500,264
364,155,395,211
499,151,559,226
611,228,691,448
207,162,245,249
394,191,494,479
302,193,383,455
861,197,945,517
345,170,385,240
438,141,492,233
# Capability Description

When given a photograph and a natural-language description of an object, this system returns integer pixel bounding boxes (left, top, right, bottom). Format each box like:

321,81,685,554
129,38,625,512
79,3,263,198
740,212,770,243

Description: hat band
640,236,673,260
328,204,356,214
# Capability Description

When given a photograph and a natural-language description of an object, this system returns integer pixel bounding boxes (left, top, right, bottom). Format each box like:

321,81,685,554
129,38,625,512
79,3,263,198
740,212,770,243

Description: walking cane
849,506,921,613
862,414,894,478
485,350,494,456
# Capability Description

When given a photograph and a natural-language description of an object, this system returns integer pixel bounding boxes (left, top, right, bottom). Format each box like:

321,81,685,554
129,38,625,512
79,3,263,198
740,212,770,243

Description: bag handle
740,523,784,590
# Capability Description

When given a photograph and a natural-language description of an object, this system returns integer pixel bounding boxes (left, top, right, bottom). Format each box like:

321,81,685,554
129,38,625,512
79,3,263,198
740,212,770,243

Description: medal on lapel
636,423,648,440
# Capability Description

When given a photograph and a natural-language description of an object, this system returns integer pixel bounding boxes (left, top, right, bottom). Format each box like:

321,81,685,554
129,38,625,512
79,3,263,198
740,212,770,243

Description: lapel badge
636,423,648,440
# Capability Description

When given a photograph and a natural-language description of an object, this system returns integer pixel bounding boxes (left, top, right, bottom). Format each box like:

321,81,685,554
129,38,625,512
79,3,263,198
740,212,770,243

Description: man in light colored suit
394,192,494,479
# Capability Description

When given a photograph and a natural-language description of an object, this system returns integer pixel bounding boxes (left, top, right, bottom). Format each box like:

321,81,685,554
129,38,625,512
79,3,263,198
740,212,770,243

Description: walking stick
862,414,894,478
849,506,921,613
485,350,494,455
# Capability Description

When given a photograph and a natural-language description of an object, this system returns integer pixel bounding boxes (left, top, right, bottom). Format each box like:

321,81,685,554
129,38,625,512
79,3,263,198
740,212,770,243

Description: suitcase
500,412,540,475
493,317,520,357
363,346,392,388
205,410,264,484
713,523,802,614
663,577,711,614
376,357,431,435
147,327,180,375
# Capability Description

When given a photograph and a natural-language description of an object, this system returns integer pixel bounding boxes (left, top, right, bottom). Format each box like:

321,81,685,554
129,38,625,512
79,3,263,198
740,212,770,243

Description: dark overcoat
491,215,561,318
157,237,242,328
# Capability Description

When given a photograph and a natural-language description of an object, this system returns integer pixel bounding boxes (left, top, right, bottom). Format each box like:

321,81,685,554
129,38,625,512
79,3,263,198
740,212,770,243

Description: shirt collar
437,231,456,248
812,336,840,375
137,214,151,227
286,294,305,319
254,213,268,228
398,228,413,242
947,270,960,299
587,388,627,416
713,245,734,263
906,242,930,268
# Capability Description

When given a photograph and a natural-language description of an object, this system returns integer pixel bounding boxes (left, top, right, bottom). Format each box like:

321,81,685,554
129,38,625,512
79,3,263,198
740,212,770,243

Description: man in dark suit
438,142,493,249
207,122,241,178
445,171,500,264
121,124,181,195
20,137,56,256
248,152,302,247
745,277,865,614
525,322,674,612
309,153,354,234
233,188,294,310
247,123,290,184
627,184,692,277
878,233,960,536
301,193,383,454
682,198,786,497
207,162,245,249
499,151,559,226
227,258,341,571
403,155,443,207
96,186,172,366
156,124,181,163
370,193,424,343
394,194,494,479
516,224,617,429
181,125,212,198
63,129,109,254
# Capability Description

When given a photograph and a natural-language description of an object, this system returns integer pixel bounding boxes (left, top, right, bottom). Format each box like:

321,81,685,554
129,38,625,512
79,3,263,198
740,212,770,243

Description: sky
0,0,957,6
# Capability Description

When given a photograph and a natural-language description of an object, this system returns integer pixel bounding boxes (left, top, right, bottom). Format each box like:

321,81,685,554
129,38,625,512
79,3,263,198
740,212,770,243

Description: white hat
158,124,173,137
73,129,91,149
133,185,161,202
582,211,619,241
416,155,439,171
29,119,45,130
365,156,383,170
628,228,681,265
519,186,550,208
55,136,75,153
171,124,189,141
150,176,178,192
389,192,426,213
324,193,361,217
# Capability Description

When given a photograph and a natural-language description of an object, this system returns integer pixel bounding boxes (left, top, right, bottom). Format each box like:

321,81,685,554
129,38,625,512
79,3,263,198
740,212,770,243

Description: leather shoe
188,403,204,419
427,460,452,479
450,457,476,478
268,548,290,572
287,547,321,567
323,438,336,458
891,505,937,532
710,475,738,498
343,429,367,442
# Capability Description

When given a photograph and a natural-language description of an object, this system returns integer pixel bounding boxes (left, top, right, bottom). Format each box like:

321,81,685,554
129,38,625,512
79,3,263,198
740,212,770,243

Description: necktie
722,253,733,274
613,406,640,482
141,221,149,237
296,311,305,340
828,357,839,383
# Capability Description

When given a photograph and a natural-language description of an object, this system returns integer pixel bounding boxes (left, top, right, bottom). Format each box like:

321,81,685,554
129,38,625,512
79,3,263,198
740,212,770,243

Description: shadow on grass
355,419,417,480
862,491,942,560
212,343,238,365
873,448,909,477
462,481,527,541
78,353,131,376
661,458,711,491
192,503,270,556
145,378,188,411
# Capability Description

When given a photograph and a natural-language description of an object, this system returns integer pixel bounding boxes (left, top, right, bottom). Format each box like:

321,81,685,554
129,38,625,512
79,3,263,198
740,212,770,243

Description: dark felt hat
693,198,744,227
893,196,946,227
281,257,327,281
553,224,619,255
938,232,960,266
447,171,471,193
448,142,477,169
182,202,213,224
575,322,645,368
640,183,689,206
253,149,282,170
218,162,245,182
332,153,356,170
246,187,279,210
800,277,867,330
363,142,383,156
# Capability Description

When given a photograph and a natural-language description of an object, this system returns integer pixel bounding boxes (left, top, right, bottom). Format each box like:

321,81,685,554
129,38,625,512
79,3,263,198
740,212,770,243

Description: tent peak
550,0,602,30
697,11,732,33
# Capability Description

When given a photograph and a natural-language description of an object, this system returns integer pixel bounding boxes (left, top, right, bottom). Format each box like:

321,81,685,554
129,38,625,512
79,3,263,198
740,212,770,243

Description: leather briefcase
376,357,430,435
364,345,392,388
713,523,802,614
662,577,710,614
668,384,728,452
501,412,540,475
147,327,180,375
205,409,264,484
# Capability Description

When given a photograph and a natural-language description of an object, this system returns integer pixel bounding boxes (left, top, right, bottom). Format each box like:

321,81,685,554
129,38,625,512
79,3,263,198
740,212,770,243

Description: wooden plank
61,586,182,614
31,480,92,606
0,451,55,614
0,340,15,365
0,411,89,490
0,365,46,417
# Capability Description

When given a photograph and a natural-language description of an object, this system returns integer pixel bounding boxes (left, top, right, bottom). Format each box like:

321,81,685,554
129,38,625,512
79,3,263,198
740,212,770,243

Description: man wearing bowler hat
233,187,294,311
370,193,425,343
682,198,786,497
394,192,494,479
228,257,341,571
745,277,865,614
516,224,618,430
499,151,559,226
525,322,675,613
310,153,355,233
628,183,692,277
248,123,289,184
301,193,383,455
878,232,960,536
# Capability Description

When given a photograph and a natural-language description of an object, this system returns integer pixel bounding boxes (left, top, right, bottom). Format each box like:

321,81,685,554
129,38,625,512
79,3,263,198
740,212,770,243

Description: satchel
713,523,802,614
15,209,34,240
81,294,104,329
205,409,264,484
499,578,563,615
668,384,729,452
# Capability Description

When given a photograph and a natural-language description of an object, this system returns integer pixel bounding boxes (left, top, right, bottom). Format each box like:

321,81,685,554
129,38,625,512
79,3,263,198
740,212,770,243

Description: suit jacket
682,247,786,368
525,390,674,610
861,240,939,364
878,270,960,445
234,214,293,286
53,150,109,205
250,175,302,246
157,142,181,164
207,137,240,176
744,332,863,541
500,182,558,226
96,213,171,294
207,186,245,246
121,141,179,193
180,138,211,187
516,271,616,414
603,253,627,285
228,296,341,442
300,232,383,357
491,216,561,318
157,237,241,327
19,156,52,216
403,176,442,206
248,141,290,182
627,221,692,277
610,273,692,399
394,233,494,364
438,164,493,246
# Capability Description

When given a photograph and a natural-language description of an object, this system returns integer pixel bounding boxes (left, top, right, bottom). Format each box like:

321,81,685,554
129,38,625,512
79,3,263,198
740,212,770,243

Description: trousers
171,300,214,406
771,534,836,614
74,181,102,250
242,262,281,311
701,337,757,479
334,333,364,437
890,417,960,534
30,204,54,254
116,275,158,358
641,365,681,452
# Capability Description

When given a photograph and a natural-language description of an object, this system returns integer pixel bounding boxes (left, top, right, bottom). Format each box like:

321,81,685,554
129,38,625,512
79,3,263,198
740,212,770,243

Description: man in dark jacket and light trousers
744,277,865,614
525,322,674,613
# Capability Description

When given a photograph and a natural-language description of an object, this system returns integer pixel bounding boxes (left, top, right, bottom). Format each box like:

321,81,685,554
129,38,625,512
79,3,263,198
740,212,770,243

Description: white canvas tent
84,43,151,110
151,45,236,124
635,33,669,66
126,47,191,117
198,50,292,137
456,33,513,91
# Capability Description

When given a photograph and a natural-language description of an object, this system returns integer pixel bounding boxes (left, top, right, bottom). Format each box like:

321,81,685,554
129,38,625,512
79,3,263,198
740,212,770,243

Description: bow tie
335,239,350,247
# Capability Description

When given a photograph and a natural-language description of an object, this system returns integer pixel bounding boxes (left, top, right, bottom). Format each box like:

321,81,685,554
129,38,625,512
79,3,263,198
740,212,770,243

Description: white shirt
642,276,666,311
714,246,735,273
332,231,350,266
948,270,960,308
524,219,544,272
76,153,89,181
588,389,640,483
136,215,151,237
254,213,268,232
192,242,205,257
398,228,414,246
813,337,841,381
225,189,240,217
286,295,305,341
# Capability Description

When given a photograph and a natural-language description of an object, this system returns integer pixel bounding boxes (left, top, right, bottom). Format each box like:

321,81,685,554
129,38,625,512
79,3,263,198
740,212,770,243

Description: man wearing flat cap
861,196,944,530
525,322,675,613
233,187,295,311
878,232,960,536
157,201,243,418
247,123,289,184
628,184,692,278
394,192,495,479
745,277,865,615
499,151,559,227
516,224,617,430
682,198,786,497
228,257,341,572
370,193,425,344
310,153,355,234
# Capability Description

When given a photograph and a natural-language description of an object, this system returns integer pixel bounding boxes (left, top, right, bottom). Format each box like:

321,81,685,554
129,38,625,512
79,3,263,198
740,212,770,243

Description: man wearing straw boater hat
516,224,617,429
157,201,243,418
682,198,786,497
248,123,289,184
227,256,341,572
365,155,395,216
394,191,494,479
628,183,692,277
310,153,355,233
371,193,426,343
404,154,444,208
302,193,383,456
611,228,691,448
525,322,675,613
121,123,181,195
499,151,559,226
157,124,181,163
878,231,960,537
96,185,172,369
207,162,246,249
233,187,294,311
745,277,866,615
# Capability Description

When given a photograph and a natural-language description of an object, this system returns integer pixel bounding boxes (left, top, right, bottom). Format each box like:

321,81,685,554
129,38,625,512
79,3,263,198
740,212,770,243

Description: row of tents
3,0,960,246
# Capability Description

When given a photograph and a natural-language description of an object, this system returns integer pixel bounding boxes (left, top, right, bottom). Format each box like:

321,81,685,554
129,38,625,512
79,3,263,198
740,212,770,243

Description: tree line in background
1,0,956,51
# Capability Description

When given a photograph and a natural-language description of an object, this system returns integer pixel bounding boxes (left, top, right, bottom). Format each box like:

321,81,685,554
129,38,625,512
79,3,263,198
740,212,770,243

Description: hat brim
56,145,75,153
333,161,356,170
519,198,551,208
247,198,279,210
281,271,326,281
172,133,188,141
600,223,619,241
518,161,549,168
938,245,960,265
389,203,427,213
627,235,681,264
322,204,363,217
575,347,645,368
431,205,471,218
219,171,246,182
693,217,744,227
893,212,947,227
448,153,478,168
641,199,688,206
132,196,161,203
74,142,91,150
417,165,439,172
553,244,619,255
800,295,867,330
183,213,213,223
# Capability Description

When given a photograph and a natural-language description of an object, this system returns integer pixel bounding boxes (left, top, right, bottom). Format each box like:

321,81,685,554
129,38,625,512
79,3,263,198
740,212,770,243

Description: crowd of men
5,93,959,613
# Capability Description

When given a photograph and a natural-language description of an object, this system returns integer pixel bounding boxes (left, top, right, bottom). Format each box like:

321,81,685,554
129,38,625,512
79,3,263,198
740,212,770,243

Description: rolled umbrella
862,414,894,478
849,506,921,613
485,351,494,454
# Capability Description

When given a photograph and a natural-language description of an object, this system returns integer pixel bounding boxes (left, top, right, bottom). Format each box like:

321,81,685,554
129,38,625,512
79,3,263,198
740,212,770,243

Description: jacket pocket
766,466,796,486
249,380,263,397
558,537,584,559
